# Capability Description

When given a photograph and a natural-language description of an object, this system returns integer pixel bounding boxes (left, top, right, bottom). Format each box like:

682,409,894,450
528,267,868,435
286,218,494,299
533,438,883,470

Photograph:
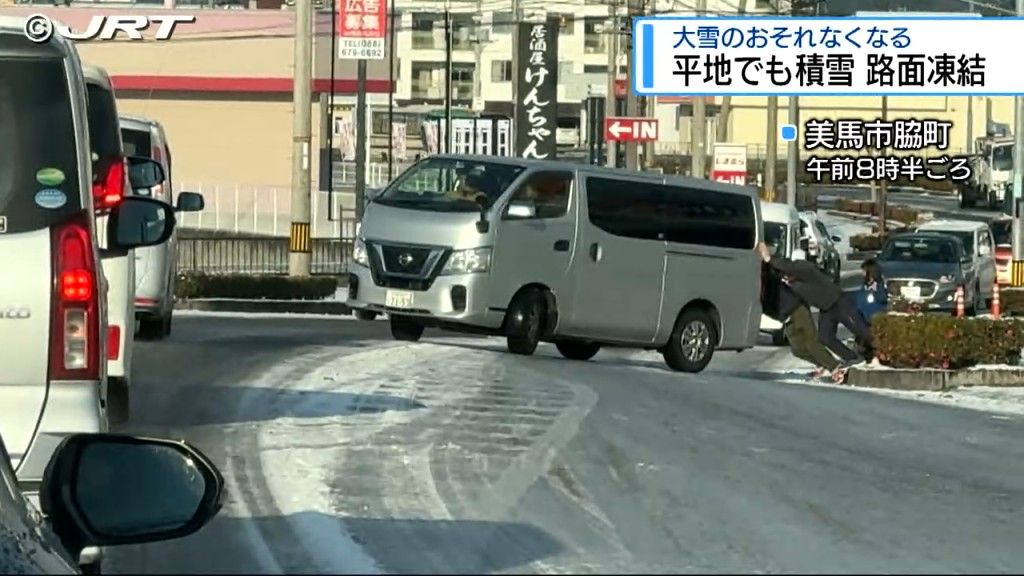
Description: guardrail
177,235,353,276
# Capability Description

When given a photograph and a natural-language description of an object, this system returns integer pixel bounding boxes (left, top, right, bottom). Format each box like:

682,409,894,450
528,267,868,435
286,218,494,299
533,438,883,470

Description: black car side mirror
126,157,165,191
176,191,205,213
108,197,176,250
40,434,224,559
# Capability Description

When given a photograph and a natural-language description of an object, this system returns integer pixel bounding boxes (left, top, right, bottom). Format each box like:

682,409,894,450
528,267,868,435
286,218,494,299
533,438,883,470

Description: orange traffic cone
955,285,965,318
992,283,1001,319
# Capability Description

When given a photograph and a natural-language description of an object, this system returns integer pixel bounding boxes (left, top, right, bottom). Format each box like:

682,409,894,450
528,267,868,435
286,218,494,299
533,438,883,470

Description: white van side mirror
792,248,807,261
979,244,992,256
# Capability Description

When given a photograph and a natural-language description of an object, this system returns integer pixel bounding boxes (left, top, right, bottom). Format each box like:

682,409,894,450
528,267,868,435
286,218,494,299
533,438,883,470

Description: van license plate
901,286,921,299
385,290,414,309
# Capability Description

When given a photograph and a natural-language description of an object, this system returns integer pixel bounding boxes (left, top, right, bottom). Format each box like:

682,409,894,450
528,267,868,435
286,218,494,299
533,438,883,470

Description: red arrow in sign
604,117,659,143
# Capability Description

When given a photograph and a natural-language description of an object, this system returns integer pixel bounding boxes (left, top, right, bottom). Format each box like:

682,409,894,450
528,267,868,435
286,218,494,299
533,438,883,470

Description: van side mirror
176,192,205,213
474,193,490,233
108,197,176,249
979,244,992,256
40,434,224,557
126,157,165,191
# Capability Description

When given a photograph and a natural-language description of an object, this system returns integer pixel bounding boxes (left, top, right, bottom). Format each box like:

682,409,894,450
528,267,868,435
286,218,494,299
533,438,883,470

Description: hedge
833,199,922,225
873,313,1024,369
850,234,881,252
175,273,339,301
1003,288,1024,316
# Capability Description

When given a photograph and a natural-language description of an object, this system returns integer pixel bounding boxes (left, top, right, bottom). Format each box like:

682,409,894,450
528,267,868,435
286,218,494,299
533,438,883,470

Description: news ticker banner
631,16,1024,96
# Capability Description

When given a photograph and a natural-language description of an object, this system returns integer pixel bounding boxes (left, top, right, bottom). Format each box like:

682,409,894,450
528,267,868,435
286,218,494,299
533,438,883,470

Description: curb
846,367,1024,391
175,299,353,316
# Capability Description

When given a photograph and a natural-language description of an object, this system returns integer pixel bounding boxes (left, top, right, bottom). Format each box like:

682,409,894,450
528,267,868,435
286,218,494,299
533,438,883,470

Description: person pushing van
757,242,874,375
761,261,840,378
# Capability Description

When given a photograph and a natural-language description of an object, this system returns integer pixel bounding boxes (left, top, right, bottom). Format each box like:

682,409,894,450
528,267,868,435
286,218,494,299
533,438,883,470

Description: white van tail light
50,213,101,380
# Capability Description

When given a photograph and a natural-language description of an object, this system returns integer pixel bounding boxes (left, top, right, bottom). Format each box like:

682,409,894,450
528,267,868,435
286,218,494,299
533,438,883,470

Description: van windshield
377,157,526,212
0,56,83,234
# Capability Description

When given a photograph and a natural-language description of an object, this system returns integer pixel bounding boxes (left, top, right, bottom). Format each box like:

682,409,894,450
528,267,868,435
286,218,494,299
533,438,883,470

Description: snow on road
246,337,598,573
764,351,1024,418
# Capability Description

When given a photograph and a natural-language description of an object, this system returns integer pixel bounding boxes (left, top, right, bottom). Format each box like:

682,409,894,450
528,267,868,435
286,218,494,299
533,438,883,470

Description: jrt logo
23,13,196,43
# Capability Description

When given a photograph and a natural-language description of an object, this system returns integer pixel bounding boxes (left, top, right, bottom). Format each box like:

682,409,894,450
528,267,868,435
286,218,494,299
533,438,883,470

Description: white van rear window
0,57,82,234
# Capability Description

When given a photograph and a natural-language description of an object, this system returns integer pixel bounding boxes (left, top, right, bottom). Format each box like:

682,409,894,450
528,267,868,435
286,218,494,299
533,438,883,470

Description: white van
120,115,204,339
347,155,763,373
759,201,807,345
0,17,179,572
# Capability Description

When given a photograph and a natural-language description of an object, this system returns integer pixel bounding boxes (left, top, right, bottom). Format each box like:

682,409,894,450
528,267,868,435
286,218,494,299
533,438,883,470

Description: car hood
878,260,959,280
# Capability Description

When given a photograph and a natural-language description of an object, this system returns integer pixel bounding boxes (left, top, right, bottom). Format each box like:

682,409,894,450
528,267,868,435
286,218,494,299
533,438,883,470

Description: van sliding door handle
589,242,602,262
553,239,570,252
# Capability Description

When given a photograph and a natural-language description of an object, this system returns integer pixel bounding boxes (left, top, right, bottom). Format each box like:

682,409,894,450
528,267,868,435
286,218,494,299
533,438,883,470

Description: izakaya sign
338,0,386,60
515,19,559,159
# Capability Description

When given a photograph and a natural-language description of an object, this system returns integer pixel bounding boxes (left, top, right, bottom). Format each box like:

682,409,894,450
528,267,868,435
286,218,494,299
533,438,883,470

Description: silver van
346,155,763,373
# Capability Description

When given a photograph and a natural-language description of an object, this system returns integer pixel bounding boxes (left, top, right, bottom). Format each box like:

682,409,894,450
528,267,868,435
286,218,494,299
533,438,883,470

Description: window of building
492,11,514,34
491,60,513,82
412,13,438,49
583,64,608,74
583,17,607,54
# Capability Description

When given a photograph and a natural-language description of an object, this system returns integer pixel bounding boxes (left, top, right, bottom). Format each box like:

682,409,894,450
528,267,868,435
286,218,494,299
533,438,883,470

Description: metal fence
177,235,354,276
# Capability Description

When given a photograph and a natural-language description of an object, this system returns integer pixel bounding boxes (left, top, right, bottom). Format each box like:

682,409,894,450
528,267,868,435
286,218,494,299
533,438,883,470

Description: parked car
798,211,842,282
82,64,136,426
990,215,1013,285
120,115,205,339
0,431,223,575
877,233,982,314
915,219,997,309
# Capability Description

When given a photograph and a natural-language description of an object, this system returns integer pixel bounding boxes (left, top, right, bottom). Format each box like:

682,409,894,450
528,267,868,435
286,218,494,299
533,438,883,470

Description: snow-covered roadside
763,351,1024,418
175,309,372,320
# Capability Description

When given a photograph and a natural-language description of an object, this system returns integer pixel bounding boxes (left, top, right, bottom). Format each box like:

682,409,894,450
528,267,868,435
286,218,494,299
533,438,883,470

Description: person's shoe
811,367,829,379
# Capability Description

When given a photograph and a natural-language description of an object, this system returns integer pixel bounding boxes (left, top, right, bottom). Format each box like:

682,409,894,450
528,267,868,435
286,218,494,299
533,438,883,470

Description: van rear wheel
663,309,718,373
555,340,601,361
506,288,545,355
390,315,424,341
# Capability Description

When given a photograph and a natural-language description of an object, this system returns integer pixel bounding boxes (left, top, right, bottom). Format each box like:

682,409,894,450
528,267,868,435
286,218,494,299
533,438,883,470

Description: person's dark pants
785,305,840,371
818,294,874,363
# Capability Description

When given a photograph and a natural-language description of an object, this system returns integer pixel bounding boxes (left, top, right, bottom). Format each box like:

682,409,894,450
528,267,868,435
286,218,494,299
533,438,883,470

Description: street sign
604,117,659,143
711,143,747,185
338,0,387,60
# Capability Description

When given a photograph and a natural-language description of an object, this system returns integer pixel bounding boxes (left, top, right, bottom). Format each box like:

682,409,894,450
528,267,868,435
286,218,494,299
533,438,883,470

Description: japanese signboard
515,19,559,159
711,143,747,185
631,16,1024,96
604,117,659,143
338,0,386,60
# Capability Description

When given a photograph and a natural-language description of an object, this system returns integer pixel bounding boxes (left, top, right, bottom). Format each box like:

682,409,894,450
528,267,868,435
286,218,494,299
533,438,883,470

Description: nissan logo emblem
398,252,414,267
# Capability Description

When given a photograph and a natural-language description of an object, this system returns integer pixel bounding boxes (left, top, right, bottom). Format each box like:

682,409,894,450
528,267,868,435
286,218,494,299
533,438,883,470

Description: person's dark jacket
767,255,843,311
761,263,804,322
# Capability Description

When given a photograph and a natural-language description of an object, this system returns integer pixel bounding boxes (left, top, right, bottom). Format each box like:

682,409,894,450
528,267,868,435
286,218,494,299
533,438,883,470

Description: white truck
959,135,1013,210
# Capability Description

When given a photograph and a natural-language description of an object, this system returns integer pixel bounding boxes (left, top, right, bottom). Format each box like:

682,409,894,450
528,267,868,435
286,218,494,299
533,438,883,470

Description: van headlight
441,248,492,275
353,238,368,267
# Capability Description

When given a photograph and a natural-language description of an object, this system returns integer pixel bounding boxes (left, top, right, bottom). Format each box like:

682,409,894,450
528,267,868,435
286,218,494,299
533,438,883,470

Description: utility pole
288,0,312,276
966,2,975,155
444,3,454,154
764,96,778,201
690,0,707,179
716,2,746,145
355,60,368,220
624,0,642,170
605,0,619,167
878,95,889,238
1013,0,1024,284
511,0,521,155
471,0,486,115
387,0,396,180
786,96,798,207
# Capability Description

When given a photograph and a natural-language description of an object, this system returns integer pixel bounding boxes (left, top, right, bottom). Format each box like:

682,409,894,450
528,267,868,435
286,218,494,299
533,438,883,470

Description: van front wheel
506,288,545,355
390,315,424,341
555,340,601,361
663,309,718,373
